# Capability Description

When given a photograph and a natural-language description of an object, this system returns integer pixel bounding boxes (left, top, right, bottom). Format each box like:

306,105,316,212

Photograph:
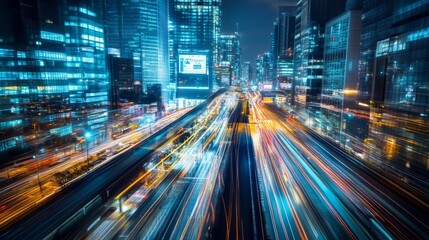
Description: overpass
0,89,227,240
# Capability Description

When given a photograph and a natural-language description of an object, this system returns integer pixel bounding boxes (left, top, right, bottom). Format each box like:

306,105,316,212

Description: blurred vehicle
112,127,132,140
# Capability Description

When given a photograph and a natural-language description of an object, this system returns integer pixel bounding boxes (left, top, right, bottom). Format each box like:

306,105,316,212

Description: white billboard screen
279,83,292,90
179,55,207,75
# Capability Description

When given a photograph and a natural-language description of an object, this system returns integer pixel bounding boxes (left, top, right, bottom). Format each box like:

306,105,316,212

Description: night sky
221,0,296,64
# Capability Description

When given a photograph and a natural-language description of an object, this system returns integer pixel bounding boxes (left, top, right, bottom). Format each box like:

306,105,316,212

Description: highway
72,91,238,240
248,93,429,239
0,107,192,229
212,98,266,240
0,89,227,240
2,89,428,240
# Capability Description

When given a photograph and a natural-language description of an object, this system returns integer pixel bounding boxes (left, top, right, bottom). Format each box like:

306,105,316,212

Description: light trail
0,108,192,228
81,92,238,240
248,96,428,239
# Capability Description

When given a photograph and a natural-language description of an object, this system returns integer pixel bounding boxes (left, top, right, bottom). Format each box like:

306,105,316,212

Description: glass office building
169,0,221,99
277,56,294,104
360,0,429,175
321,9,363,144
256,52,273,83
256,54,264,83
0,0,108,156
105,0,170,102
65,0,109,138
241,61,253,86
272,6,295,90
107,56,136,109
293,0,345,112
215,64,232,87
218,34,241,86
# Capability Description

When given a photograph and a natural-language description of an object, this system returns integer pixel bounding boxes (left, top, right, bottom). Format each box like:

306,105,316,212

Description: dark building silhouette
108,55,137,109
272,6,296,91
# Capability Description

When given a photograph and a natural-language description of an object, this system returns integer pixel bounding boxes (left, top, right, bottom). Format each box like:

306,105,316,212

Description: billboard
179,55,207,75
262,84,273,90
279,82,292,90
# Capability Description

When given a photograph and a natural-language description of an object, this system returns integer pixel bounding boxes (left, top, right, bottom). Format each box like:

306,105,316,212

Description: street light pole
86,140,89,169
33,155,43,195
84,132,92,171
146,117,153,134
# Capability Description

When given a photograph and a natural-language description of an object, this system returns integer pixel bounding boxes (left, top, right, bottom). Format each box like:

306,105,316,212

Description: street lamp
146,117,153,134
33,154,43,195
84,132,92,170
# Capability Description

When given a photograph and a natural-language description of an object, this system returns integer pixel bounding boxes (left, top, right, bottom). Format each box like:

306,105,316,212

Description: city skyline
0,0,428,239
222,0,296,63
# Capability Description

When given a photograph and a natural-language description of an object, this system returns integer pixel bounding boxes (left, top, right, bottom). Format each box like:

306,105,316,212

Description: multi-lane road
249,93,429,239
1,90,428,239
0,89,227,239
0,107,192,229
67,91,239,240
212,98,265,240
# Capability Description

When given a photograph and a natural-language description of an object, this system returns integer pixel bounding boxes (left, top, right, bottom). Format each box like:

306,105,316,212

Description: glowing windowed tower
105,0,170,103
293,0,346,112
169,0,221,99
361,0,429,174
0,0,108,156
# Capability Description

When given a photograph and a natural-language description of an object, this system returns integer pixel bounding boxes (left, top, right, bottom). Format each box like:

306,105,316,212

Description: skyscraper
272,6,296,98
277,55,294,104
241,61,253,85
321,6,363,145
256,55,264,84
64,0,109,140
0,0,108,157
293,0,345,113
272,6,295,84
360,0,429,175
218,33,241,86
107,55,136,109
105,0,170,102
169,0,221,99
256,52,273,90
277,6,296,57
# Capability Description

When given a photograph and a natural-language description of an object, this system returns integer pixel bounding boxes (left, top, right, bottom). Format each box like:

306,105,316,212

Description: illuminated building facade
293,0,345,111
361,0,429,174
259,52,272,82
218,34,241,86
272,6,295,90
277,57,294,83
105,0,170,102
169,0,221,99
321,8,363,144
276,6,296,57
241,61,253,85
256,55,263,83
277,56,294,104
255,52,274,91
64,0,109,140
215,64,231,87
0,0,108,156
